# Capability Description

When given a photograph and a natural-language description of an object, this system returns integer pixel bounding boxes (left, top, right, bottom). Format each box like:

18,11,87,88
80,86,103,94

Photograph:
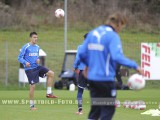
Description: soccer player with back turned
18,32,57,110
79,12,143,120
73,33,88,115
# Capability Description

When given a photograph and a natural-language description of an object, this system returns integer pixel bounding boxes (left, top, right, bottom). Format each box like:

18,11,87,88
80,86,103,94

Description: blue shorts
25,66,49,85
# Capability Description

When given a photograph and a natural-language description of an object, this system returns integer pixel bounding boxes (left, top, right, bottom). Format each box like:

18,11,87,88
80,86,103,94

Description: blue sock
77,87,84,112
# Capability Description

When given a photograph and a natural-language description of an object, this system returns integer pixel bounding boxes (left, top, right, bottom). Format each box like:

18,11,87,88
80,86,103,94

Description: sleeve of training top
79,39,89,67
18,45,28,65
37,46,40,59
73,46,81,69
109,34,138,70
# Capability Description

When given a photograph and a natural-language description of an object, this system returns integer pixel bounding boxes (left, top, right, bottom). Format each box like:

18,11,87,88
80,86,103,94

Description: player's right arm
18,45,29,66
73,46,81,70
74,45,84,75
79,39,89,67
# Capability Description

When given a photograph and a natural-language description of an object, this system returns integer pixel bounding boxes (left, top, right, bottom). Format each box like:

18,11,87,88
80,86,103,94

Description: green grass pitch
0,89,160,120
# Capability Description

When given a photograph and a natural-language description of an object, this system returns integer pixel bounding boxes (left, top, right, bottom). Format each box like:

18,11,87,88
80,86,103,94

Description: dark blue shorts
25,66,49,85
88,81,116,120
77,70,88,89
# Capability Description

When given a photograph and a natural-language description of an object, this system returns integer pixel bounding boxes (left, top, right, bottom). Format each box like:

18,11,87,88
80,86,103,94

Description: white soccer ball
127,74,145,90
55,9,65,18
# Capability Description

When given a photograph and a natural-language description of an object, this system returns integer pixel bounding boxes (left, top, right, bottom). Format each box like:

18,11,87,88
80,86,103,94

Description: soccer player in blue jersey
79,12,143,120
115,64,129,90
73,33,88,115
18,32,57,110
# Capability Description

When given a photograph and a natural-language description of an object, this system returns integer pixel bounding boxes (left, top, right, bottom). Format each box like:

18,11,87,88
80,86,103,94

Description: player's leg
88,105,101,119
46,70,54,86
38,66,57,98
76,70,87,114
88,81,101,119
100,105,115,120
116,65,129,90
29,84,37,110
46,70,57,98
116,64,123,89
88,81,116,120
99,81,116,120
76,87,84,114
25,68,39,110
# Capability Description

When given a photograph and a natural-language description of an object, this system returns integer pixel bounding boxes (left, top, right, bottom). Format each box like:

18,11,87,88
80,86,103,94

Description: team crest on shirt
111,89,116,97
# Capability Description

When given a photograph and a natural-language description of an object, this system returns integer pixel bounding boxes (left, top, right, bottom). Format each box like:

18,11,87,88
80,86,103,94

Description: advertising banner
141,43,160,80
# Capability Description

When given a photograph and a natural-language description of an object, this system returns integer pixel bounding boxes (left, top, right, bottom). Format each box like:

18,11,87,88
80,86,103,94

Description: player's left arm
109,35,138,70
36,47,40,64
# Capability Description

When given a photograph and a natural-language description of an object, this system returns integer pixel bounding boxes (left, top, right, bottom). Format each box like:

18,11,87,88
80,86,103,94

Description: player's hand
26,62,30,67
74,69,80,76
36,59,40,64
136,66,144,76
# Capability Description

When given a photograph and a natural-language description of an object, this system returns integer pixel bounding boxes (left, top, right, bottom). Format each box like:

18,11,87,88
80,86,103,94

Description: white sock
30,100,34,107
47,87,52,94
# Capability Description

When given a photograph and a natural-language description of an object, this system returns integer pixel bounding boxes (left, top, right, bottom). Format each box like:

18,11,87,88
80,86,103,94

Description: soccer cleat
46,93,58,98
76,111,83,115
30,105,37,110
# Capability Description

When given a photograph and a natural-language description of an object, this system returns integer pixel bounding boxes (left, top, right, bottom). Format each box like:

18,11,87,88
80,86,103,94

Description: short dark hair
84,33,88,39
30,32,37,37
